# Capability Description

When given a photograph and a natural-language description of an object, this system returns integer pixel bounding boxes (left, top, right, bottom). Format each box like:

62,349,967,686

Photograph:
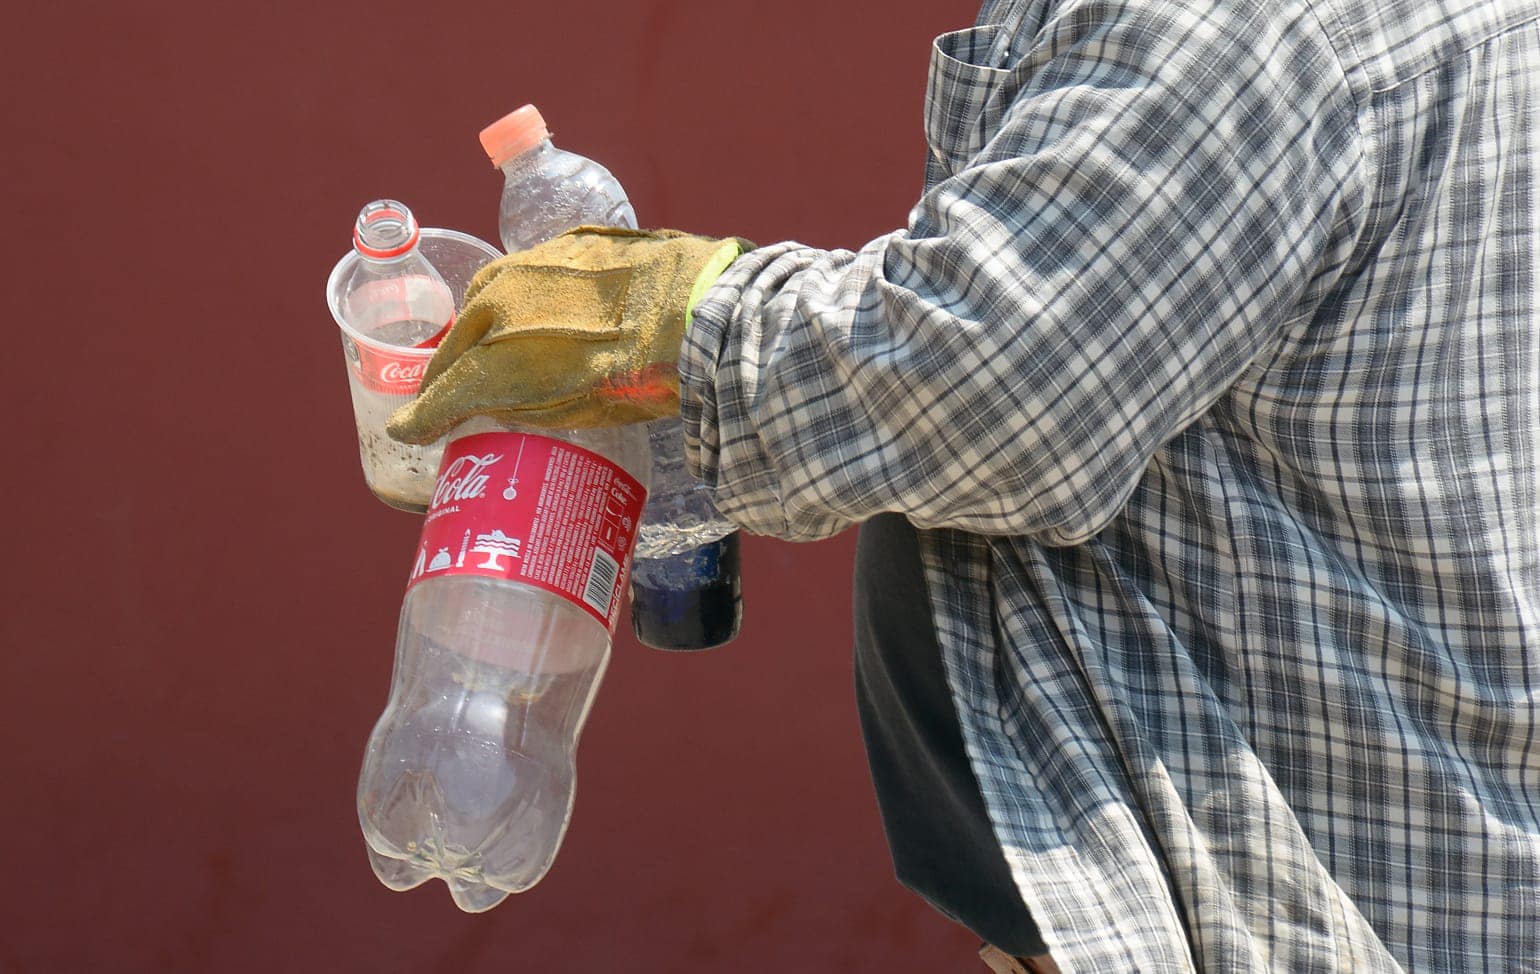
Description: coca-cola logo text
352,343,432,393
432,452,503,508
380,360,427,385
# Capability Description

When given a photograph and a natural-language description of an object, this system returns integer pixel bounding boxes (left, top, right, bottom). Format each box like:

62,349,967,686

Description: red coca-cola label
351,342,432,395
340,275,454,394
407,432,648,629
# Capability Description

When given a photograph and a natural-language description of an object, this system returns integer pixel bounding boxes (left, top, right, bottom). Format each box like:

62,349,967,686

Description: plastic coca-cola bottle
330,200,458,512
356,417,650,912
480,104,742,652
336,200,455,349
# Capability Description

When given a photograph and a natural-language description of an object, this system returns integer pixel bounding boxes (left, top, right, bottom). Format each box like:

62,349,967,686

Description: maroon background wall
4,1,987,971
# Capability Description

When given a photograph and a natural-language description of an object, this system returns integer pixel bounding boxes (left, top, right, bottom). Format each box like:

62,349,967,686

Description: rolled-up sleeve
679,0,1361,544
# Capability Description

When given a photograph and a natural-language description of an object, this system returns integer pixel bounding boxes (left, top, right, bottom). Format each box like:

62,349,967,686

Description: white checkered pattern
681,0,1540,969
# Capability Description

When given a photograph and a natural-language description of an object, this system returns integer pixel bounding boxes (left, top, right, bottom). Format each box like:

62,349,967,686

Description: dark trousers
853,513,1047,958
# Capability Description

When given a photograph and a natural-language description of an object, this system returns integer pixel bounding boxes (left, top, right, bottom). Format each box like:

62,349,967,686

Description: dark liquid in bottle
629,533,743,651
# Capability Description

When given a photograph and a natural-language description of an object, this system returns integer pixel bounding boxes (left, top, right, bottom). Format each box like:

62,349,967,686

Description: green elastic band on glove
685,241,744,331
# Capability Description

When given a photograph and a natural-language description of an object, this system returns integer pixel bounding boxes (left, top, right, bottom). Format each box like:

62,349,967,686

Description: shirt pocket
924,25,1015,179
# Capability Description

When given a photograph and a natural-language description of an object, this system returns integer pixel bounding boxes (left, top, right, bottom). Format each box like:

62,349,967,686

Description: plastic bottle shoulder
497,146,637,252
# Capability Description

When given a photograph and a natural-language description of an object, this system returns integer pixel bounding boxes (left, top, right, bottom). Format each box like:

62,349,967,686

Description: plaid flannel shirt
680,0,1540,969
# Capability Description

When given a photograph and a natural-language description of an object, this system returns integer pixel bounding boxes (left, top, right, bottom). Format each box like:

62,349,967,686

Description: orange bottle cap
479,105,550,168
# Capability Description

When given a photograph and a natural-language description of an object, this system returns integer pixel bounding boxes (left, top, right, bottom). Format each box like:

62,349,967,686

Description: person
388,0,1540,967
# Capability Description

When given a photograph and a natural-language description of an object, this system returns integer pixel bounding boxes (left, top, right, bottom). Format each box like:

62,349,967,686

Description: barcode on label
582,548,621,617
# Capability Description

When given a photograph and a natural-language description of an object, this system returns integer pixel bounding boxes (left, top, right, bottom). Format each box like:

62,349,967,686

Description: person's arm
681,0,1363,545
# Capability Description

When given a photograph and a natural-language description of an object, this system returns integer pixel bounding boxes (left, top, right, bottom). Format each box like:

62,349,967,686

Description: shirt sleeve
679,0,1361,545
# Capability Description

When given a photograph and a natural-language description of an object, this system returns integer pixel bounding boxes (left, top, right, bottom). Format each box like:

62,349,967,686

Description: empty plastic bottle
357,418,650,911
336,200,455,349
481,103,636,251
480,103,742,651
329,201,490,512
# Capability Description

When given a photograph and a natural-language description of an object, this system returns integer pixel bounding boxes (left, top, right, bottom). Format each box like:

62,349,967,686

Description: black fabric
852,513,1046,957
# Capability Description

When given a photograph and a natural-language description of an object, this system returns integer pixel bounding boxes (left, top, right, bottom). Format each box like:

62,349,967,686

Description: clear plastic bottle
357,418,650,912
628,419,742,649
481,104,637,252
480,104,743,651
337,200,455,349
331,201,459,511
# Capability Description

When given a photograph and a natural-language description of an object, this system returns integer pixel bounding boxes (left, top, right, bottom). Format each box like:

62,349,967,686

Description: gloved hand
387,226,747,444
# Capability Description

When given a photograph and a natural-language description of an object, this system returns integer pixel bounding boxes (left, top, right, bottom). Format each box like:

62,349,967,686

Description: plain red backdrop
2,1,990,970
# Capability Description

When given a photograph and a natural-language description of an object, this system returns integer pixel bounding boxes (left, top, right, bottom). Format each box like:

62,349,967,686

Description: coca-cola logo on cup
353,343,432,395
380,360,427,386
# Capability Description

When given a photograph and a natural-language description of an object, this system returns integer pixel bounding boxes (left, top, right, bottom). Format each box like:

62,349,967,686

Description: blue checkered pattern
680,0,1540,968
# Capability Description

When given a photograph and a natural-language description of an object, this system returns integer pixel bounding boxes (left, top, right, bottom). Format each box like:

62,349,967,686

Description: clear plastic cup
327,229,502,512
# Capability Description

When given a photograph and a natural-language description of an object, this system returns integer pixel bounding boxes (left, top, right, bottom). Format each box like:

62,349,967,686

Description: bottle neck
354,200,422,261
498,138,555,176
357,245,423,267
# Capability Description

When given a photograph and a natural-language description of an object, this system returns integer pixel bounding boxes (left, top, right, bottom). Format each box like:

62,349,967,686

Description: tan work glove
387,226,746,444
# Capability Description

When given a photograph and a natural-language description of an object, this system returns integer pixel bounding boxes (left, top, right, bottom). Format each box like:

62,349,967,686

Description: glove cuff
685,240,745,331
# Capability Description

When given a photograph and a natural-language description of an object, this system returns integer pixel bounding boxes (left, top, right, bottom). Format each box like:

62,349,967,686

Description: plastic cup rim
327,226,503,354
